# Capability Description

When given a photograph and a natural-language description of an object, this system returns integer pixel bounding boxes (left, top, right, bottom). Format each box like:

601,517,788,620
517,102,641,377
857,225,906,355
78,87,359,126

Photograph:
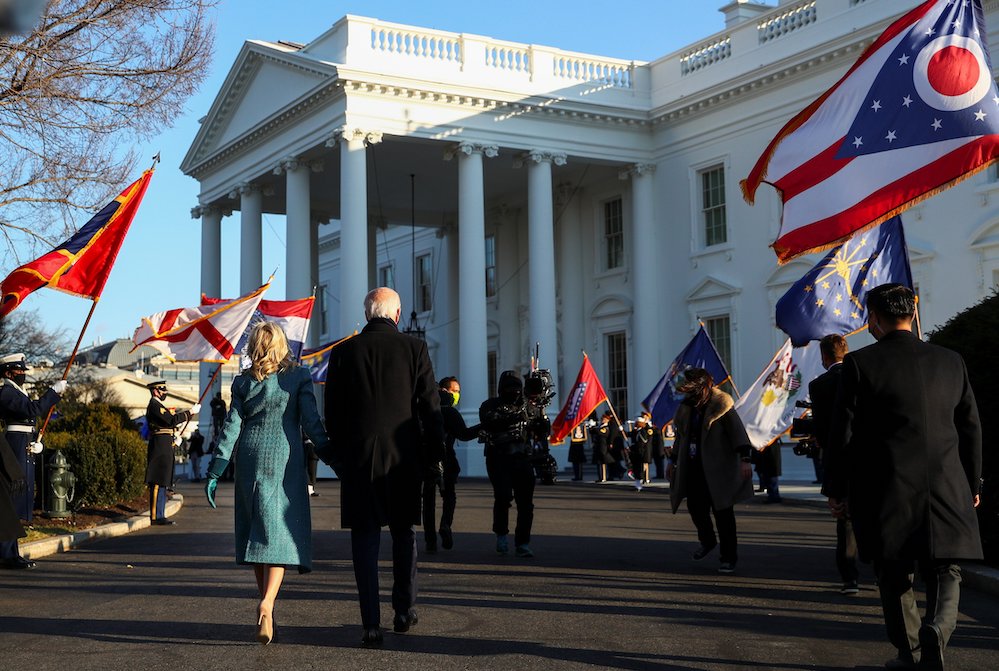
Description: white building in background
183,0,999,476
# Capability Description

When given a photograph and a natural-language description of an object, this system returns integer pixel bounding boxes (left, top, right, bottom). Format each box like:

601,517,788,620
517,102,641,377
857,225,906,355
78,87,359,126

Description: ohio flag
549,354,609,444
742,0,999,262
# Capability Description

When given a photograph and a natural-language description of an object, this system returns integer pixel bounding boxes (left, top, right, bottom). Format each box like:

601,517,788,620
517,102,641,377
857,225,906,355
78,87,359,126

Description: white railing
849,0,868,5
553,54,632,88
370,25,461,62
758,1,818,44
485,44,530,73
680,35,731,76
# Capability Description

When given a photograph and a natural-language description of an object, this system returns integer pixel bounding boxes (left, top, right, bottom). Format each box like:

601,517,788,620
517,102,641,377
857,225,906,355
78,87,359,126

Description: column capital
514,150,567,168
192,204,231,218
227,182,260,199
444,141,499,161
326,126,383,148
273,157,301,175
618,163,657,180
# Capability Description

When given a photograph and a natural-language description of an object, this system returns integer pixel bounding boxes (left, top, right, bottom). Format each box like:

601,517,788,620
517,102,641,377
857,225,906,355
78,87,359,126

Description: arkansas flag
742,0,999,262
202,294,315,358
0,169,153,318
132,283,269,363
549,354,609,444
734,340,825,449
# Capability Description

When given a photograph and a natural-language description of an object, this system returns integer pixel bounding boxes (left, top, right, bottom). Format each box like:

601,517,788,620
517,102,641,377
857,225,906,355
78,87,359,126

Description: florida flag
202,295,315,358
0,169,153,318
742,0,999,262
549,354,609,444
131,283,269,363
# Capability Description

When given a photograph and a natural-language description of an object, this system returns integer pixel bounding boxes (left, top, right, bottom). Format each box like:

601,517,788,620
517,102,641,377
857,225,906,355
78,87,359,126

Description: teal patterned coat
213,365,328,573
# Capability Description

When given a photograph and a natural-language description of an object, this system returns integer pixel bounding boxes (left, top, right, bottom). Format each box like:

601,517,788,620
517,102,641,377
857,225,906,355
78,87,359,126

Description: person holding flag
550,353,616,484
144,380,200,526
668,368,754,575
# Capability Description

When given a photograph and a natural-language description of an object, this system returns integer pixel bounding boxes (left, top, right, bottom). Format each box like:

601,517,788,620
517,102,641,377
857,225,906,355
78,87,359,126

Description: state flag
549,354,609,444
643,324,731,428
202,294,315,359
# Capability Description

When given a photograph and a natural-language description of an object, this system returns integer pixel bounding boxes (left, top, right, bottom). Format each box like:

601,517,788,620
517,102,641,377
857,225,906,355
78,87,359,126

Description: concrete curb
20,494,184,561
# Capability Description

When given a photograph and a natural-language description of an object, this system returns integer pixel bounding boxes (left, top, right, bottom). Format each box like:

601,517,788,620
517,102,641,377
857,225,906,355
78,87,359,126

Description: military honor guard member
145,381,200,525
628,411,655,486
568,421,588,481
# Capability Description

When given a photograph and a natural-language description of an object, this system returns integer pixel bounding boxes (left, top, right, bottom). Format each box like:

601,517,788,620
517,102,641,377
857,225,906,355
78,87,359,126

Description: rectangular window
378,264,395,290
604,197,624,269
701,165,727,246
704,315,732,374
317,284,328,335
487,351,498,398
485,235,497,298
606,331,629,416
416,253,432,312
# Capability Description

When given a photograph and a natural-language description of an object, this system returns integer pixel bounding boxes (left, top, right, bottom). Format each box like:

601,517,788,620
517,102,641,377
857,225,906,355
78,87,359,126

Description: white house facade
183,0,999,476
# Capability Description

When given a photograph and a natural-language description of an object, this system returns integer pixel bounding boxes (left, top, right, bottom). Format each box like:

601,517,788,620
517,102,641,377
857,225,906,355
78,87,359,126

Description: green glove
205,477,218,509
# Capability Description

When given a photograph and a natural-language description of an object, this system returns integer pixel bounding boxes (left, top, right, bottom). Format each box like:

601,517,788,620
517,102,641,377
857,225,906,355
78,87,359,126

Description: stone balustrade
680,35,731,76
757,1,818,45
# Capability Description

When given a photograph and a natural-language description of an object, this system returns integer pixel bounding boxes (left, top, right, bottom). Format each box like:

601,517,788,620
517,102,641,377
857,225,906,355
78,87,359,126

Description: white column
524,150,566,412
276,158,314,301
309,217,321,346
231,183,262,294
195,203,224,434
332,127,382,333
448,141,497,417
556,183,584,397
623,163,658,408
445,222,460,380
368,219,378,290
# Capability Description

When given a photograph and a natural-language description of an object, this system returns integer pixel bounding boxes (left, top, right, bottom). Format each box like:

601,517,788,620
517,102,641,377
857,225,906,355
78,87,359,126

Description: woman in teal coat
206,322,329,645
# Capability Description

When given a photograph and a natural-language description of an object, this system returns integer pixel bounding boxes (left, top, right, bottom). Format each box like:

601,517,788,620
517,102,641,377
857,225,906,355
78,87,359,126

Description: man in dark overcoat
322,287,444,649
145,381,199,525
0,432,30,569
825,284,982,671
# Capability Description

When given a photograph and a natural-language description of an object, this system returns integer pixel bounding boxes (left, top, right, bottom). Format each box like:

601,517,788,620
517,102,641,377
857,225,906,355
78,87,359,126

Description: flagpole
913,295,923,340
177,363,224,438
37,298,99,438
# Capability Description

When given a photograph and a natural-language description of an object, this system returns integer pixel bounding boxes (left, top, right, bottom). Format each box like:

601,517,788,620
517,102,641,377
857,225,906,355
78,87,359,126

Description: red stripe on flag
773,137,856,200
155,319,235,359
158,309,184,333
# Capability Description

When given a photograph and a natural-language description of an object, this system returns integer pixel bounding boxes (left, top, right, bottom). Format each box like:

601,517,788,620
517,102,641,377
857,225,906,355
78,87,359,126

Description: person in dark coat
590,412,615,483
808,334,859,596
187,428,205,482
668,368,754,575
321,287,444,649
628,411,655,486
651,422,667,480
145,381,200,525
824,284,982,671
0,353,65,523
303,435,320,497
423,376,480,553
0,432,30,570
567,421,589,481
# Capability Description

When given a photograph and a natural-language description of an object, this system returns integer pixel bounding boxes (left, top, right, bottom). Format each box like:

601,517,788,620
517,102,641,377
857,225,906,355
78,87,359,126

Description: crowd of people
0,282,984,671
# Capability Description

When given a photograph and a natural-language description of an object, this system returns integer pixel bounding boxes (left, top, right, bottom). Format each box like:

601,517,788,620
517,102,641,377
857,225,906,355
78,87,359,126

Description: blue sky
15,0,755,352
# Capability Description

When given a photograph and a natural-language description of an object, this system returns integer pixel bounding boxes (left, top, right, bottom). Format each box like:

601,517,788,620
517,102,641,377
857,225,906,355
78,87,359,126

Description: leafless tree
0,0,217,260
0,306,69,360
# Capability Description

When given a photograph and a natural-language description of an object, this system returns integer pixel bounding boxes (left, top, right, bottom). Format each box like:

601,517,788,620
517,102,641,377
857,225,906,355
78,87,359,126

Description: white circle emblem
914,35,992,111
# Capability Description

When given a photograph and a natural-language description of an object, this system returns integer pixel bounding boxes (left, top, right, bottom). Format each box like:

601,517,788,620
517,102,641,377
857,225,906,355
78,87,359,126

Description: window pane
378,265,395,290
485,235,497,297
704,315,732,373
487,351,498,398
606,331,629,415
417,254,433,312
318,285,328,334
604,198,624,269
701,166,727,246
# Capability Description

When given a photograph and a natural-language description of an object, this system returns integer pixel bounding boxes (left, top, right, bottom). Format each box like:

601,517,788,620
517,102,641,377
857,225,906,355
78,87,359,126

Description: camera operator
808,334,860,595
479,370,551,558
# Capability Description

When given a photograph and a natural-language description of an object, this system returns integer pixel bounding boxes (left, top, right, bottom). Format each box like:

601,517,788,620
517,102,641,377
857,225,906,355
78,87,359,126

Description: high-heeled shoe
257,605,273,645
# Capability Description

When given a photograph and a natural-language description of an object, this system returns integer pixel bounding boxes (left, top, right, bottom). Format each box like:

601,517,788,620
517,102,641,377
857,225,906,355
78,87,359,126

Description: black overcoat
0,433,26,542
825,329,982,562
324,318,444,529
808,362,843,452
145,398,190,487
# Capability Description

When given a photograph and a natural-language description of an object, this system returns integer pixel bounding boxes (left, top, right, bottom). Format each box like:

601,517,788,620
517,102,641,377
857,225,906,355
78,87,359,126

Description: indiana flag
301,332,357,384
202,295,315,358
643,324,731,427
550,354,609,444
776,216,914,346
131,282,269,363
734,340,825,448
0,169,154,318
742,0,999,262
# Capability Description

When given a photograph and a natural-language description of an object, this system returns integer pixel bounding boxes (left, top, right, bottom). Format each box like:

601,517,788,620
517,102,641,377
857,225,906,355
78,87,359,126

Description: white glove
173,434,182,447
29,441,44,454
190,403,202,415
52,380,68,394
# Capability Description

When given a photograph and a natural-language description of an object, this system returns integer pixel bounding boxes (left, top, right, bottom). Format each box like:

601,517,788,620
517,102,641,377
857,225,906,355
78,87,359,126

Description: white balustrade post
332,127,382,333
231,183,262,294
524,150,566,414
623,163,658,411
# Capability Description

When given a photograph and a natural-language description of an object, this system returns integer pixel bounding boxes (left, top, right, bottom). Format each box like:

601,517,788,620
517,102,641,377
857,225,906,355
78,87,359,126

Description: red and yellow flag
549,354,609,444
0,169,154,318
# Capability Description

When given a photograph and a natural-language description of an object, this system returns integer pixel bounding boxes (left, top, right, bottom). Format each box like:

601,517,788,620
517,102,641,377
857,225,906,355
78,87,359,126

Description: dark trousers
653,455,665,480
572,462,584,480
685,459,738,564
306,458,318,487
422,473,458,543
875,559,962,662
836,517,859,584
0,539,19,559
148,484,167,521
350,524,417,628
486,453,535,547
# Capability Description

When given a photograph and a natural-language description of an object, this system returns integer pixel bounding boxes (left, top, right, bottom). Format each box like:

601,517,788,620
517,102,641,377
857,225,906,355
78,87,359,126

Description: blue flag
642,324,731,427
775,216,913,347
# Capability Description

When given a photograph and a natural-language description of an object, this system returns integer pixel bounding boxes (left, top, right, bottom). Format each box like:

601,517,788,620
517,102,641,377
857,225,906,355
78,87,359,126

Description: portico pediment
686,275,740,302
764,257,817,288
182,41,337,174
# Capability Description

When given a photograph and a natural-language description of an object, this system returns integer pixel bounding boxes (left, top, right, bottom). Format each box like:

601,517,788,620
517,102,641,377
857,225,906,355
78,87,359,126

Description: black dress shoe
918,623,943,671
425,540,437,554
439,525,453,550
1,557,37,570
360,627,383,648
152,519,176,526
393,608,418,633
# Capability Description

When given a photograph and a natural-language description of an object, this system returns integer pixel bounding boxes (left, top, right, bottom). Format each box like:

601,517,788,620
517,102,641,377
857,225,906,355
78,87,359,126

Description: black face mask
12,373,26,386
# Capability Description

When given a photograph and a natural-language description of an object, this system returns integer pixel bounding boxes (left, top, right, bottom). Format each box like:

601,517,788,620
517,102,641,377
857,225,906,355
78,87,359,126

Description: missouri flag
0,169,154,318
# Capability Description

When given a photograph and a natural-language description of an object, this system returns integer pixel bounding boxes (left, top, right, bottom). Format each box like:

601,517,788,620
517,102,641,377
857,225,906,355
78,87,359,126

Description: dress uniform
145,381,200,524
568,423,588,481
590,413,615,483
0,352,65,568
628,412,655,485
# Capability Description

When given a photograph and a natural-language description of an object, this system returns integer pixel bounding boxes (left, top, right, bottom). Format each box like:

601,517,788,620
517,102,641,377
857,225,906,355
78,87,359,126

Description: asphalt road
2,478,998,671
